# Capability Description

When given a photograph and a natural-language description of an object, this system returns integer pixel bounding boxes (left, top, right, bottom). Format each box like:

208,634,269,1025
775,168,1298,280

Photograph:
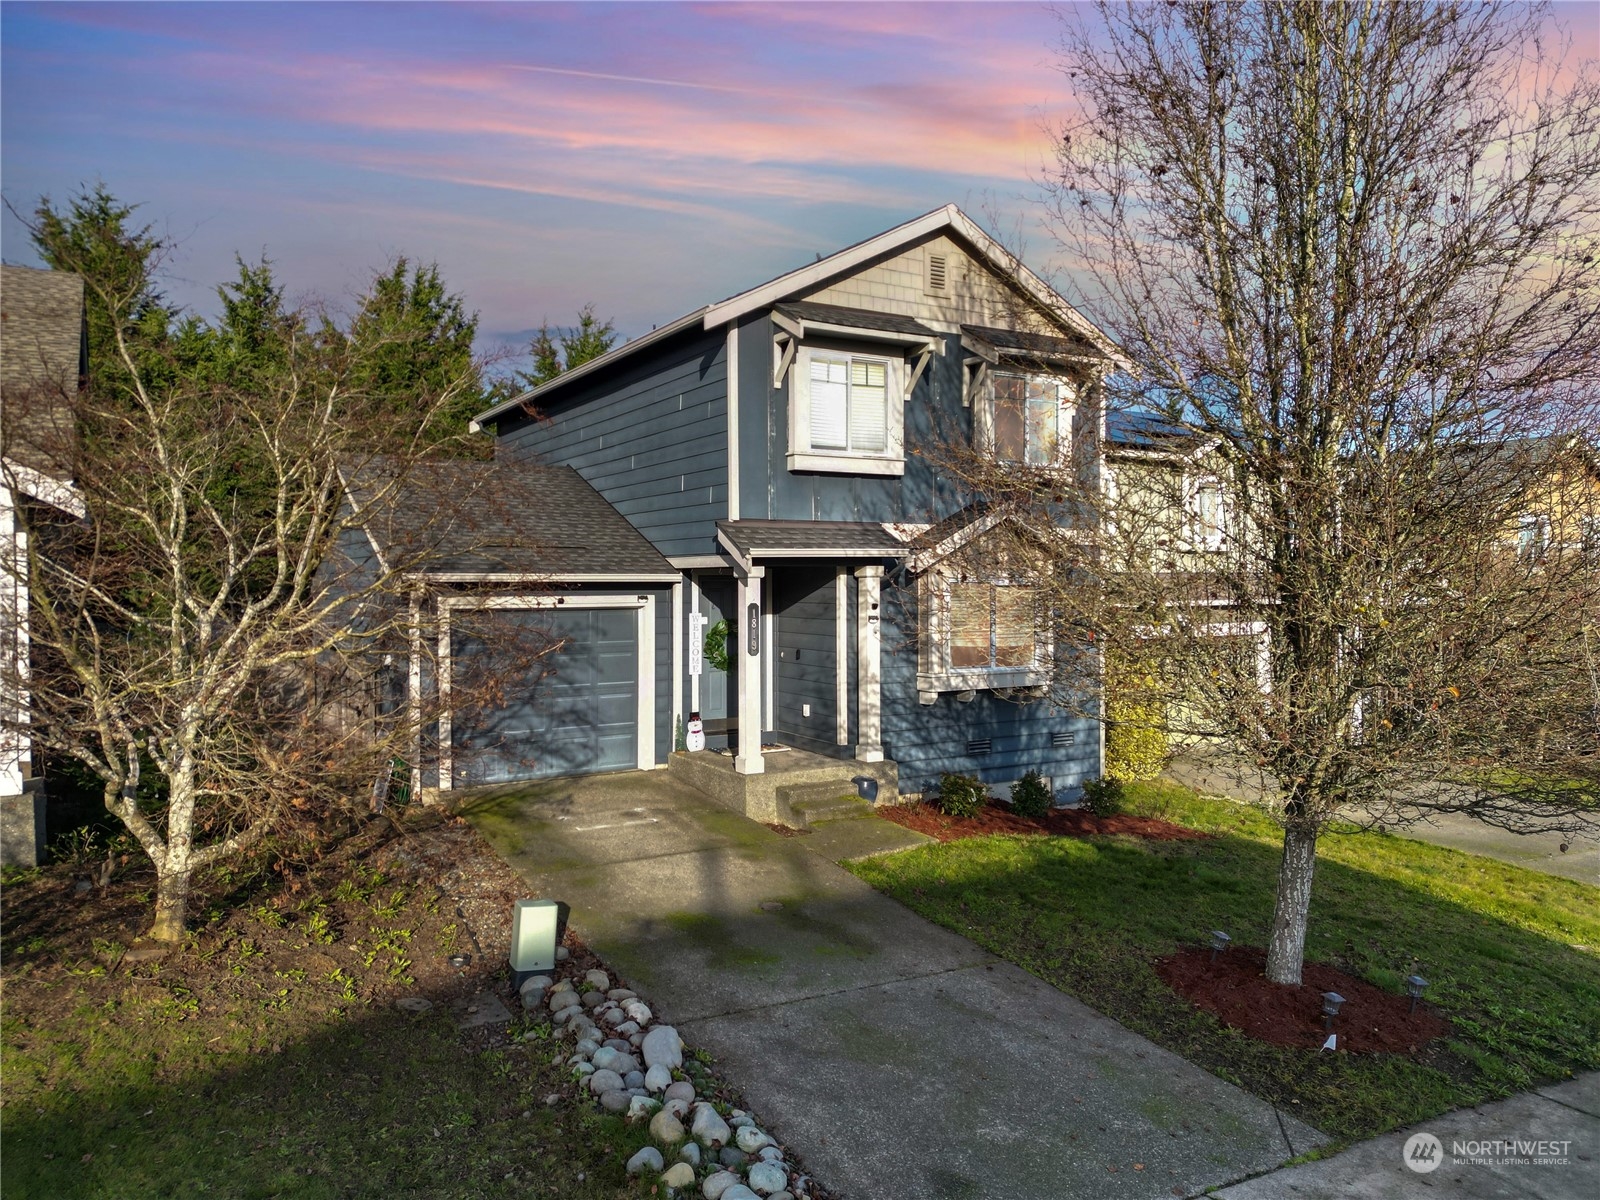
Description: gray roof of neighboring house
1105,410,1217,458
1,265,85,478
773,301,939,339
716,519,907,559
350,459,675,579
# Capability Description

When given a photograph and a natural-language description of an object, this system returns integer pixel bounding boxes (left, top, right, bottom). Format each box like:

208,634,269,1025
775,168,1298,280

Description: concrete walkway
1164,751,1600,886
463,770,1324,1200
1214,1073,1600,1199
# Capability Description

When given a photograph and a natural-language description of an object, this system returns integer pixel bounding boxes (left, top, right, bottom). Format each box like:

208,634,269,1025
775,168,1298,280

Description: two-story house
432,205,1120,813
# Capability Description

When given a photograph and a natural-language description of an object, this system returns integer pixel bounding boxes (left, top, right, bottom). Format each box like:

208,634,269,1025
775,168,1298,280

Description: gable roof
347,459,676,581
1,265,86,481
470,204,1120,432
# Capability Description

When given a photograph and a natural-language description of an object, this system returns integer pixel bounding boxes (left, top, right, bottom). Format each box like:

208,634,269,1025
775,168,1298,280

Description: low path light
1407,974,1428,1013
1321,991,1346,1031
1209,930,1231,962
510,899,560,989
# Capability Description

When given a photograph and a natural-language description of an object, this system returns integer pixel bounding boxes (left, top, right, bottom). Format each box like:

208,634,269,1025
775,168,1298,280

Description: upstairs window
1516,513,1550,563
790,345,903,475
1186,477,1227,551
983,373,1071,468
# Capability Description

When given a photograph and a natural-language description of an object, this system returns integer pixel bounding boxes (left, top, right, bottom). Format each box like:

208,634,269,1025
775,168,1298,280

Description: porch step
781,782,875,829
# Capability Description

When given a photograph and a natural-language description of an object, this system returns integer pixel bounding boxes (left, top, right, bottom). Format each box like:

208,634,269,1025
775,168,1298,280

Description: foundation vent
966,737,992,756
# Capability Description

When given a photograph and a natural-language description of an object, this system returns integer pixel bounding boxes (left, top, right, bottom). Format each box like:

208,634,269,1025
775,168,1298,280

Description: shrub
935,772,989,818
1079,776,1125,817
1008,769,1054,818
1105,647,1169,781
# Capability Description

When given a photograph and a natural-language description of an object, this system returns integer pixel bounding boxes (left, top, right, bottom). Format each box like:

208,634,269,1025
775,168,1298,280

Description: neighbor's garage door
451,606,638,785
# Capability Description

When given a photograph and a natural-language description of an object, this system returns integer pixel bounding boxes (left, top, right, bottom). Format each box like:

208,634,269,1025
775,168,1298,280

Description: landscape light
510,899,560,986
1321,991,1346,1031
1406,974,1428,1013
448,954,471,971
1209,930,1231,962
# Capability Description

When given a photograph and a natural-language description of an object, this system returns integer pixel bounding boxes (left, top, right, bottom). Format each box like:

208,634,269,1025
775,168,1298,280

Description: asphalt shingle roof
350,460,674,579
962,323,1104,362
1,265,85,478
774,301,939,339
716,519,907,558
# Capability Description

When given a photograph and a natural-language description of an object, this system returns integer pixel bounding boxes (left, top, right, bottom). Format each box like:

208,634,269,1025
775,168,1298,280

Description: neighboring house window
1186,476,1227,551
983,373,1071,467
789,346,903,475
1516,513,1550,562
1581,515,1600,564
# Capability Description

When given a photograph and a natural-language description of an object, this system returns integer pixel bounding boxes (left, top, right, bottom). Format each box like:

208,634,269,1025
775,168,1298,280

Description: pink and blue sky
1,1,1079,367
4,2,1597,372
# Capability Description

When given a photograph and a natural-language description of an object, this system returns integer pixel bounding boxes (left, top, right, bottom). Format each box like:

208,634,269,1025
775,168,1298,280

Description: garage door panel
452,606,638,786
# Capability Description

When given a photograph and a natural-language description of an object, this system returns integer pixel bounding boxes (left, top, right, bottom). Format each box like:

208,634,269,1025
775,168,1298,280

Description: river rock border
522,966,813,1200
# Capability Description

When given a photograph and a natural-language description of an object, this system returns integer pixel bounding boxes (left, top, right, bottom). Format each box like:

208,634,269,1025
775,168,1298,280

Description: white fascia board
734,546,907,560
404,571,680,585
468,307,710,432
1,458,86,518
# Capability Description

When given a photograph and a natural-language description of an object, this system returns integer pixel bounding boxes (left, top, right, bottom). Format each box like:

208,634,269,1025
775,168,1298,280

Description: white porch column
855,564,884,763
735,565,765,775
1,485,27,799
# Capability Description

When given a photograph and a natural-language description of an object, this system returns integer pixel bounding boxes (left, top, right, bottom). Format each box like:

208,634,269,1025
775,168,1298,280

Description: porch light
1406,974,1428,1013
510,899,560,986
1321,991,1346,1031
1209,930,1231,962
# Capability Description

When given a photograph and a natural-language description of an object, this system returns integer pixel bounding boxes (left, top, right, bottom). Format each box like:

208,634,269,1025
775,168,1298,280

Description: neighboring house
2,265,88,866
455,204,1122,805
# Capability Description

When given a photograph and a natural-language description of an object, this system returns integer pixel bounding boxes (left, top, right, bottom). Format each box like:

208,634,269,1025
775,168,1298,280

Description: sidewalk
1214,1073,1599,1199
463,769,1325,1199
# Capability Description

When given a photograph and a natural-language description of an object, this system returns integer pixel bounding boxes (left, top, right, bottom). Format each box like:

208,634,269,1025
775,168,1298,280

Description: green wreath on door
703,619,731,673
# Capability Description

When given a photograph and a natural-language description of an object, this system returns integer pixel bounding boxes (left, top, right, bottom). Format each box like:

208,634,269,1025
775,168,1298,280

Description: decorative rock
552,1008,577,1026
555,945,570,961
768,1194,793,1200
627,1095,661,1120
584,968,611,991
701,1171,740,1200
662,1097,689,1119
625,1000,653,1024
623,1070,645,1090
690,1103,732,1148
549,990,582,1012
645,1063,674,1093
519,973,554,996
591,1046,626,1073
605,1037,633,1053
642,1025,684,1071
718,1147,747,1168
649,1108,687,1147
729,1114,754,1128
720,1187,760,1200
626,1146,664,1175
549,977,574,992
616,1020,641,1037
629,1031,645,1048
735,1126,772,1153
575,1038,599,1057
587,1069,623,1095
678,1142,702,1168
661,1161,696,1190
756,1145,784,1163
395,997,433,1014
600,1090,630,1113
572,1062,595,1077
747,1163,787,1196
607,987,637,1001
664,1080,696,1104
582,990,606,1008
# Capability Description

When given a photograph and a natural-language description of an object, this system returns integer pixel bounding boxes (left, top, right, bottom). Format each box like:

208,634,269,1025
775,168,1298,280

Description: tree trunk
150,863,191,942
1264,820,1319,985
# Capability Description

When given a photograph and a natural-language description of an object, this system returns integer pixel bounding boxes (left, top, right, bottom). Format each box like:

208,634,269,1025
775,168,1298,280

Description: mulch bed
877,799,1213,843
1157,943,1450,1054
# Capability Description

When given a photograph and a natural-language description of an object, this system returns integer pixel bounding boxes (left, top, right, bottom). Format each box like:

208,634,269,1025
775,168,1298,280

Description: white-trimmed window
981,372,1072,467
789,345,903,475
1516,512,1551,562
919,570,1050,694
1185,476,1227,551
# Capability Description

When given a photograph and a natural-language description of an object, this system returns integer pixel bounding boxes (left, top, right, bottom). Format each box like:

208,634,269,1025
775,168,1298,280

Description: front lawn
849,781,1600,1143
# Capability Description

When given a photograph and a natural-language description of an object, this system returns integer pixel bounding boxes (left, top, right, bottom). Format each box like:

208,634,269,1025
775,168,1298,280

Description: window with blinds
807,353,888,454
990,373,1063,467
948,581,1040,671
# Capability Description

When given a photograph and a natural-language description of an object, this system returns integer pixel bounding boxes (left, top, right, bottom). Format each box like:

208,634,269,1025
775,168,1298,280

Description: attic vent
1051,731,1076,748
927,253,948,294
966,737,992,757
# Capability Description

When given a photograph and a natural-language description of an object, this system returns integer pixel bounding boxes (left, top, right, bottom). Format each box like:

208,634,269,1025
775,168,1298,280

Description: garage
448,602,648,786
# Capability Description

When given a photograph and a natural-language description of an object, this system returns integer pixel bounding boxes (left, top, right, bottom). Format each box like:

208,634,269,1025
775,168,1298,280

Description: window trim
917,567,1051,695
975,370,1074,470
1184,474,1228,551
787,341,905,476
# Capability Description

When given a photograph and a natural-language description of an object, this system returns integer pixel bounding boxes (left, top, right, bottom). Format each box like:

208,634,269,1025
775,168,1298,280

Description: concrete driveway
462,770,1324,1200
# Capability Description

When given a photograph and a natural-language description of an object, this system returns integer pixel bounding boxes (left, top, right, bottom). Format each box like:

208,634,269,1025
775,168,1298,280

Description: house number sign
746,603,761,656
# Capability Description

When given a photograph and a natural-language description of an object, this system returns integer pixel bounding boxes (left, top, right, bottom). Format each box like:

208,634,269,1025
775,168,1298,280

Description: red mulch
877,799,1212,843
1157,944,1450,1054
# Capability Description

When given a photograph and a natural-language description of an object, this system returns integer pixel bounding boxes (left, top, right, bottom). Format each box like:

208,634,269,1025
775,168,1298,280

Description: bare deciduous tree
949,1,1600,985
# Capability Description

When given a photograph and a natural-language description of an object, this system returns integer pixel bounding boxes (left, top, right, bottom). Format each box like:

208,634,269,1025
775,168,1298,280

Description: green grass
0,818,652,1200
849,780,1600,1143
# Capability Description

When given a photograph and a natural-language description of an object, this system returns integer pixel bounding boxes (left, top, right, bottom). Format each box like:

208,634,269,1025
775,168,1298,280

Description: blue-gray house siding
497,327,728,558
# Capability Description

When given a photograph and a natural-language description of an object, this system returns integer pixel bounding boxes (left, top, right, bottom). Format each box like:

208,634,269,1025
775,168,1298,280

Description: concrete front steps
665,746,932,862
